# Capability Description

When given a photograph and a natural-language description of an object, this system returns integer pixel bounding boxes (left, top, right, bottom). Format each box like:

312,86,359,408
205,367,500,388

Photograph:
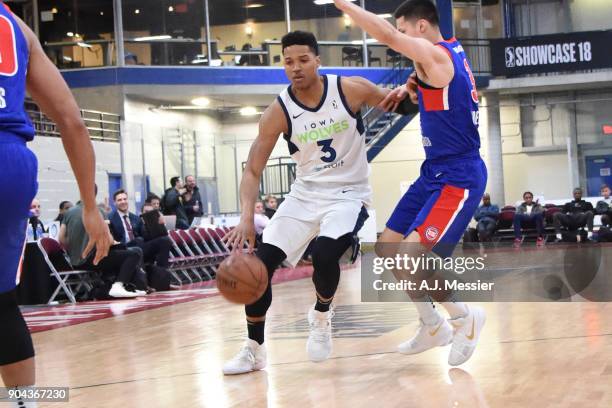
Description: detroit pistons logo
425,226,439,242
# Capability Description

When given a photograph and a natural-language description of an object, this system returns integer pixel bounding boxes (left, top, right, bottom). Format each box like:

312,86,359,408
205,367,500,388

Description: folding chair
189,228,223,265
167,230,196,283
177,230,213,280
169,230,206,282
38,237,93,304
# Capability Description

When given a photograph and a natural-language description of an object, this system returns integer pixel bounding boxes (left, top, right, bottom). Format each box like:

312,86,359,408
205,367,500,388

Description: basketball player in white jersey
223,31,411,375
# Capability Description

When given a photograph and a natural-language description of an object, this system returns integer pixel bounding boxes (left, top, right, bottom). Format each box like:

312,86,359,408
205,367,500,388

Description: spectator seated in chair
473,193,499,242
595,184,612,227
254,200,270,246
264,194,278,219
54,200,73,223
60,192,145,299
513,191,545,247
109,189,172,278
145,192,162,212
553,187,594,242
28,198,46,240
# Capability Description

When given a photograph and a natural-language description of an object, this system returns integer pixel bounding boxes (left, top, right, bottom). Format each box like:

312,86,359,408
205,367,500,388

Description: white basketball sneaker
448,306,486,366
398,317,453,354
307,307,333,362
222,339,267,375
108,282,139,298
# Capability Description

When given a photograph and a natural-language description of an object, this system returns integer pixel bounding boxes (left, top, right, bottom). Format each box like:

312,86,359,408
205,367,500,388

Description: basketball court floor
24,247,612,408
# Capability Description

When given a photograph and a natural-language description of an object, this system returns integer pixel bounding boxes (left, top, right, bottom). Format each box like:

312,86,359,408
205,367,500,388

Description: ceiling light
135,9,140,14
343,14,351,28
240,107,258,116
51,7,58,14
133,35,172,42
168,6,174,12
377,13,392,19
100,11,104,16
66,32,74,37
245,3,264,8
314,0,356,5
191,97,211,107
159,105,211,110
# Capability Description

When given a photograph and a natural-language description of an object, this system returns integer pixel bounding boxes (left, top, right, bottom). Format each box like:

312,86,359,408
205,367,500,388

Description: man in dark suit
110,189,172,270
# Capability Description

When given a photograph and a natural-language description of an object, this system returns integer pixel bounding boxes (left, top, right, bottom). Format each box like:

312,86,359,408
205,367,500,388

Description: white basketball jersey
277,74,371,203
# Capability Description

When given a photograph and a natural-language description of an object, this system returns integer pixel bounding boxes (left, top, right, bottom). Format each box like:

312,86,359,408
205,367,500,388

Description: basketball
216,253,267,304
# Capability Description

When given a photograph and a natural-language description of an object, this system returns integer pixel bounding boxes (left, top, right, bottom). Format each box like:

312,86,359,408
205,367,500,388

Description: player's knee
255,243,286,280
0,290,34,365
311,236,350,268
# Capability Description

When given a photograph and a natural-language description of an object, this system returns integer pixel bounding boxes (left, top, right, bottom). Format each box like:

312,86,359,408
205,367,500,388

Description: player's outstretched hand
406,71,419,104
379,85,409,112
81,206,113,265
223,220,256,253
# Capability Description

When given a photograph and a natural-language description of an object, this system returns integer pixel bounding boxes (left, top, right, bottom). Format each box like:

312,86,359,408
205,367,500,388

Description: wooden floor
23,264,612,408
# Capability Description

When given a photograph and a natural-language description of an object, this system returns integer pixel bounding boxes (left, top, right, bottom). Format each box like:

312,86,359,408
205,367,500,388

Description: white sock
441,301,469,319
9,386,38,408
413,296,442,325
587,231,593,239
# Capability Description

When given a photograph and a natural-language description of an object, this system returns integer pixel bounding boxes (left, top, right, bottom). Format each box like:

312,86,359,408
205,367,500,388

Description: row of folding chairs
166,226,233,285
37,226,234,304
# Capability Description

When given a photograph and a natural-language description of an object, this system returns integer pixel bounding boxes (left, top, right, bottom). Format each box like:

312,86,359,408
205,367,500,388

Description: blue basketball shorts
386,155,487,258
0,134,38,294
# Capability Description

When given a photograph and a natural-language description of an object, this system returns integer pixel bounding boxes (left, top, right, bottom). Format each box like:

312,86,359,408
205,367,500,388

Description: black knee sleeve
245,243,286,318
311,235,353,299
0,290,34,365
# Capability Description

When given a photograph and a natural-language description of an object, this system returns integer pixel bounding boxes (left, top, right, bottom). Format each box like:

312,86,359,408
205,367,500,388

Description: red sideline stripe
417,185,466,246
24,264,328,333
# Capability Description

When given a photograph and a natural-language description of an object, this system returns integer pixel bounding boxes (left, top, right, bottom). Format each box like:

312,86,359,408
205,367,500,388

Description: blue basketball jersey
416,37,480,161
0,3,35,141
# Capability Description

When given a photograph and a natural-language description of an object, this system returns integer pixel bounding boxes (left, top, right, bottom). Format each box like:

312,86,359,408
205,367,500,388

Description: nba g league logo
505,47,515,68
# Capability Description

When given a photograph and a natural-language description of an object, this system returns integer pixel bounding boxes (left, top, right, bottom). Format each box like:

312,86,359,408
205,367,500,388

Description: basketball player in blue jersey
335,0,487,366
222,31,415,375
0,3,112,406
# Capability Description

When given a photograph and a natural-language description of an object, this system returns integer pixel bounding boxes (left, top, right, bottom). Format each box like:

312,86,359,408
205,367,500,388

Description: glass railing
43,37,491,73
25,100,120,142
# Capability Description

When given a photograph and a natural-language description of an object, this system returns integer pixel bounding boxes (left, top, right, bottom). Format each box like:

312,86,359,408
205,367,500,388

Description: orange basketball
216,253,267,304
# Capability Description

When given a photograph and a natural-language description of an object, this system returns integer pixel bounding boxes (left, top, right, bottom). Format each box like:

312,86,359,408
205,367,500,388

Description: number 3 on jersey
0,15,19,76
317,139,337,163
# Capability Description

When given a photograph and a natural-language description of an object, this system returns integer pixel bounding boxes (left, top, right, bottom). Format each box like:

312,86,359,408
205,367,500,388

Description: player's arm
341,76,417,116
333,0,453,88
340,76,390,112
225,101,287,251
15,17,112,265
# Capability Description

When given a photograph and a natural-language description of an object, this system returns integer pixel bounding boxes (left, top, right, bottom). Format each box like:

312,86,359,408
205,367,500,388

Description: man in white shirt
253,200,270,236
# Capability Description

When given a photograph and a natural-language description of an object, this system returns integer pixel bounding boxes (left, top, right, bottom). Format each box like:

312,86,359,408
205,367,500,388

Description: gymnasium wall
122,99,219,212
217,119,294,213
29,137,121,222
